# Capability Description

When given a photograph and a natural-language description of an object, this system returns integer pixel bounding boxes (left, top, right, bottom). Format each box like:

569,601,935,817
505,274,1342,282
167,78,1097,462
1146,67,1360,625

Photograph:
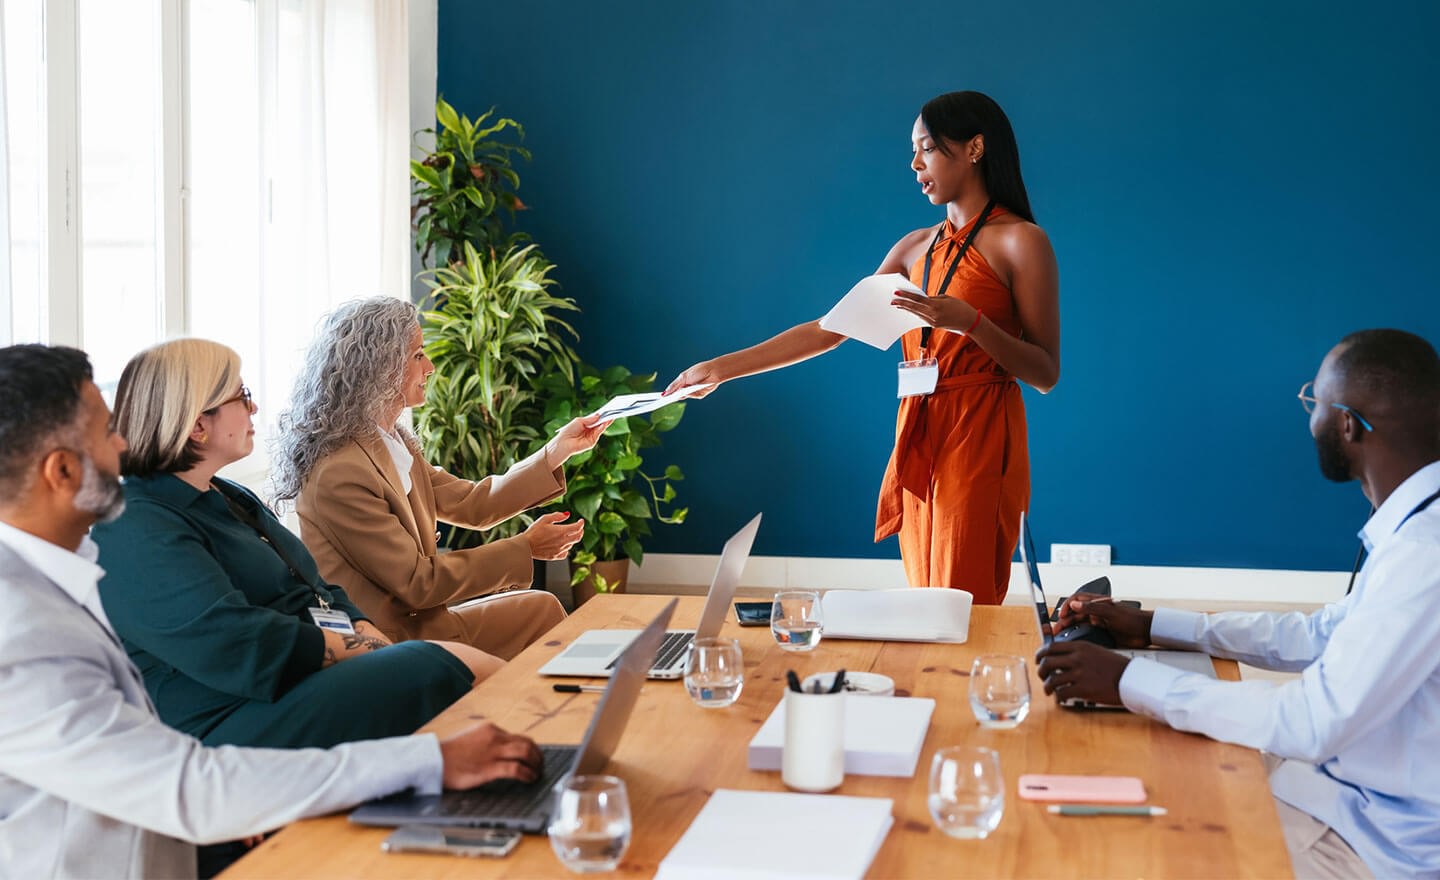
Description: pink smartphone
1017,774,1147,803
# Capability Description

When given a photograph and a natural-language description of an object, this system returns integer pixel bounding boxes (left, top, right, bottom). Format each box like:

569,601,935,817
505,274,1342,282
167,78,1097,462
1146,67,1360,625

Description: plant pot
569,558,631,609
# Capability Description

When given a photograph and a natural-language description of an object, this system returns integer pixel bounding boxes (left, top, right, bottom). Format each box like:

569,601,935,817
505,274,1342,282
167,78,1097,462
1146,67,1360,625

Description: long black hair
920,91,1034,223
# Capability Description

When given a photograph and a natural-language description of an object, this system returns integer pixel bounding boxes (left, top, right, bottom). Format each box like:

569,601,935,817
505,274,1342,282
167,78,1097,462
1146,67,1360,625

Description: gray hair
272,296,417,502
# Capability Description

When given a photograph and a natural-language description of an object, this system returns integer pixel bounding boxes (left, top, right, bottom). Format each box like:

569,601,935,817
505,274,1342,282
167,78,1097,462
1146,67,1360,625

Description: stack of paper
748,695,935,777
818,273,927,350
656,790,893,880
821,589,972,643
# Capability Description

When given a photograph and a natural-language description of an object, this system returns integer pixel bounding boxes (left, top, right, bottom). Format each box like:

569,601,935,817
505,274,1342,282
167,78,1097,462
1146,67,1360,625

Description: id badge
308,607,356,634
897,358,939,398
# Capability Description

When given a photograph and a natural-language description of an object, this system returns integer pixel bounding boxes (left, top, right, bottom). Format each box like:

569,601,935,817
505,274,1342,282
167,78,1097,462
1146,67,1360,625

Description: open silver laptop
1021,512,1216,710
349,598,677,833
539,513,761,679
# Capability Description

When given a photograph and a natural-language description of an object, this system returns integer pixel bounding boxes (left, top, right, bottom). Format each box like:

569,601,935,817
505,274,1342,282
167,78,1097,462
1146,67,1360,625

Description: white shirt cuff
1149,607,1205,648
1118,657,1185,718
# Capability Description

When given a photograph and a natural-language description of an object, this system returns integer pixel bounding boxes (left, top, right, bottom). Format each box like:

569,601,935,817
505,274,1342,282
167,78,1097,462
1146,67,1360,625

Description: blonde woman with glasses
92,338,495,754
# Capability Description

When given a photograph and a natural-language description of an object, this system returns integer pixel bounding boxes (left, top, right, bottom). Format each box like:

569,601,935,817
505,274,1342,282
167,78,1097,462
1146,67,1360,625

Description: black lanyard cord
918,199,996,352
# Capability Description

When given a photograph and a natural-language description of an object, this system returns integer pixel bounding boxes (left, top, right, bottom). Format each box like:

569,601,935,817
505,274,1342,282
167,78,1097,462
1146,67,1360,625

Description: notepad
821,588,972,643
748,694,935,777
656,790,893,880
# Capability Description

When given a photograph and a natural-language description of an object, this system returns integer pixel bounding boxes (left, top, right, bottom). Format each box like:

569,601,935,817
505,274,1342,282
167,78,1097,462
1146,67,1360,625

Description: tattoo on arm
342,633,388,653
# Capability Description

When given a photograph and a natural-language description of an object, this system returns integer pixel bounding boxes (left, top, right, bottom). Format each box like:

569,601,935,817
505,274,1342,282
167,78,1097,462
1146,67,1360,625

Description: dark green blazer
93,474,369,739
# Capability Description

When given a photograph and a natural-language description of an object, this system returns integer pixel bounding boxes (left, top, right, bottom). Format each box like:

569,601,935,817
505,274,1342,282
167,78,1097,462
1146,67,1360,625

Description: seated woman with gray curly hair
273,296,604,661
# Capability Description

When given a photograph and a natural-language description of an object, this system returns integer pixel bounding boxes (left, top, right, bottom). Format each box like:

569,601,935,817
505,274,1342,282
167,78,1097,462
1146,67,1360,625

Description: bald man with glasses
1038,329,1440,879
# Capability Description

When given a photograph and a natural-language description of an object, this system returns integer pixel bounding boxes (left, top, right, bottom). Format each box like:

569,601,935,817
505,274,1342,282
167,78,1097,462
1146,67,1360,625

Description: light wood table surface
224,594,1293,878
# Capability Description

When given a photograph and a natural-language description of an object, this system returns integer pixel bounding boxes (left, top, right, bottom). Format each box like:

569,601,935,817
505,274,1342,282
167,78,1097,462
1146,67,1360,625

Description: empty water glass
684,637,744,708
968,654,1031,728
928,746,1004,839
771,590,823,652
548,775,631,873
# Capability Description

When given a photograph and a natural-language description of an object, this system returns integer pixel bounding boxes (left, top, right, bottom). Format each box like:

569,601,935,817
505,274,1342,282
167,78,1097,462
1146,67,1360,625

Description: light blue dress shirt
1120,459,1440,879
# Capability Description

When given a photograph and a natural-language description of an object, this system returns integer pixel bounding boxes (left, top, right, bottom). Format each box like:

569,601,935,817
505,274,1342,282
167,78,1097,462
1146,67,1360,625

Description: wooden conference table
224,594,1293,879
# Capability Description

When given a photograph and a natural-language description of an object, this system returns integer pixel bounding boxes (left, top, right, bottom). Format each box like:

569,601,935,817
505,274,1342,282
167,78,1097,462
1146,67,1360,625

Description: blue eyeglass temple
1331,402,1374,432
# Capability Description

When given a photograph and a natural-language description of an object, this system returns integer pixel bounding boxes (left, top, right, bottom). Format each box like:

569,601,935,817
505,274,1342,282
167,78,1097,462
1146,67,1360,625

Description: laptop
538,512,761,679
1020,512,1216,710
349,597,677,832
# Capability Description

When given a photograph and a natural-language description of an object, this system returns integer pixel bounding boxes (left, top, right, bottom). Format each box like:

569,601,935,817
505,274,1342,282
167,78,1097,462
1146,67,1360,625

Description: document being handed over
818,273,928,350
587,383,714,421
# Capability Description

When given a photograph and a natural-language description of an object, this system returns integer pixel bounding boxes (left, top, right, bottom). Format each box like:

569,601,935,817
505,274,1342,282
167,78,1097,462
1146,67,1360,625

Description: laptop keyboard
438,744,577,819
607,630,692,672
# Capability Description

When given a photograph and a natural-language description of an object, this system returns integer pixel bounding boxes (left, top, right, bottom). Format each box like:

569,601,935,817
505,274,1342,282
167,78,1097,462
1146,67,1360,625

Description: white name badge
897,358,939,398
309,607,356,634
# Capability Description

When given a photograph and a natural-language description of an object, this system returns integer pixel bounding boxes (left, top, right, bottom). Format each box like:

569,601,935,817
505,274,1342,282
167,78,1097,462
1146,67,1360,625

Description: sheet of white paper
818,273,927,350
587,383,713,421
656,789,894,880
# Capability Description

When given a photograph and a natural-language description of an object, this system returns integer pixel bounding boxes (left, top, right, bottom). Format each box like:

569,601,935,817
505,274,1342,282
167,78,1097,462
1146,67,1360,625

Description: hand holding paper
587,383,714,421
819,274,928,350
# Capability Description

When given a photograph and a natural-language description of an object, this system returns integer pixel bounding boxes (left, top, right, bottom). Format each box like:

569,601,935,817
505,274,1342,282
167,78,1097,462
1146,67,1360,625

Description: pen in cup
553,683,607,694
1047,805,1167,817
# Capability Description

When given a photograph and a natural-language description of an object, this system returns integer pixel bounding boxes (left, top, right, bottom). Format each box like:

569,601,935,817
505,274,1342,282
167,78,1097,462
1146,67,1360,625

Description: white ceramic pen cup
781,688,845,792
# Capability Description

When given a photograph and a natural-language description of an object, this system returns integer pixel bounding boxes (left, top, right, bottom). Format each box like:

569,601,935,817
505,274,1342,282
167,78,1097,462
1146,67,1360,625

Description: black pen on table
553,683,606,694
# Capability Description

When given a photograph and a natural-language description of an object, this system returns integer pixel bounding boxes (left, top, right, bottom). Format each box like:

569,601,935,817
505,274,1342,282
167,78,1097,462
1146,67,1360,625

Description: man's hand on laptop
1056,594,1153,648
1035,641,1129,707
438,722,545,789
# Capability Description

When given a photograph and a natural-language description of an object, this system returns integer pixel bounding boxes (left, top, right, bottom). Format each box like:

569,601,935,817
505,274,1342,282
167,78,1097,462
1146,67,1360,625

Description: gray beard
75,456,126,523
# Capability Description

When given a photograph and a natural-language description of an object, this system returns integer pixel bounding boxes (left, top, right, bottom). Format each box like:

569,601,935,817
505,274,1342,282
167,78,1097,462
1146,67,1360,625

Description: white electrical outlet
1049,543,1112,566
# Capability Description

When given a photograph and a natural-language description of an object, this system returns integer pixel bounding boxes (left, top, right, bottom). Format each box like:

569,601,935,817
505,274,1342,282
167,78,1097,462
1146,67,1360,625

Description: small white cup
781,689,845,792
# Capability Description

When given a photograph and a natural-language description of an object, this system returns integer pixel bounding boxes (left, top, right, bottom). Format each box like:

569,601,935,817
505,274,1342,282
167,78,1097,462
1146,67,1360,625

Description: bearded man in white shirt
1038,328,1440,880
0,344,544,879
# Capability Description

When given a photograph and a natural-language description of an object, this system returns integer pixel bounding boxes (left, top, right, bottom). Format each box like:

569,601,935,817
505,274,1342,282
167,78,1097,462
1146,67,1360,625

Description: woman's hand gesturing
523,511,586,561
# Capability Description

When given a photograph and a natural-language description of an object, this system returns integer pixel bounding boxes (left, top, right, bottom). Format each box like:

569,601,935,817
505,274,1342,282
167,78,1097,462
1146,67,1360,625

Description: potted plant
533,365,689,606
410,99,583,549
411,98,530,266
413,242,580,548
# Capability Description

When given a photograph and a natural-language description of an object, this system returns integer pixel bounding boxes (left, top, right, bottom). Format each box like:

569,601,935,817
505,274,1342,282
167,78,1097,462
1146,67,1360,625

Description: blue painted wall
436,0,1439,569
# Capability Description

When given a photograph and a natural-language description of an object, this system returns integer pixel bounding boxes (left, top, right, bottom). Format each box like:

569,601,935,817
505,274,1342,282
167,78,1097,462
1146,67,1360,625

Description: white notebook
821,589,972,643
748,694,935,777
656,790,893,880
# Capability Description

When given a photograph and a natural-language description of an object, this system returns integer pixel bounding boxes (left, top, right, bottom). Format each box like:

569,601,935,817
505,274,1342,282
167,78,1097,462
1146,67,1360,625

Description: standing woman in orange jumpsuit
667,91,1059,604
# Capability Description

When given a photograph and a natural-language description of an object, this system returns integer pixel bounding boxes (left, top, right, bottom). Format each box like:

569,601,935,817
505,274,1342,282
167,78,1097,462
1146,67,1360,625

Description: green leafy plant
534,365,688,592
411,98,530,269
413,242,580,549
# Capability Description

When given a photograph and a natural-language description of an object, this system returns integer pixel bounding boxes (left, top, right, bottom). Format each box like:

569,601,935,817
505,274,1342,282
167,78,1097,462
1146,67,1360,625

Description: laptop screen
694,513,761,639
573,598,677,775
1019,513,1053,647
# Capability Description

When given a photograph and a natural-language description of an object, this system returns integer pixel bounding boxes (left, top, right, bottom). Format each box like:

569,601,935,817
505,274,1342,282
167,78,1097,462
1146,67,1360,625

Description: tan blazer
296,432,565,642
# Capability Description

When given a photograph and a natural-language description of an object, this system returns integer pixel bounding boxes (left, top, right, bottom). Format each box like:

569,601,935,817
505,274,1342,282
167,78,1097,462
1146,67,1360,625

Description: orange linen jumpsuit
874,207,1030,604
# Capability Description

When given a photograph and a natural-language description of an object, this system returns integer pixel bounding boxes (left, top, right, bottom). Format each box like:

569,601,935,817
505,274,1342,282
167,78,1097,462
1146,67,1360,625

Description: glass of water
968,654,1031,729
684,637,744,708
548,775,631,873
928,746,1004,839
771,590,823,652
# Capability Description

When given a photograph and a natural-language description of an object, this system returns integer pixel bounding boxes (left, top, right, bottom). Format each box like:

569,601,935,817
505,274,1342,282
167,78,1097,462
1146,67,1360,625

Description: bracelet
963,309,984,336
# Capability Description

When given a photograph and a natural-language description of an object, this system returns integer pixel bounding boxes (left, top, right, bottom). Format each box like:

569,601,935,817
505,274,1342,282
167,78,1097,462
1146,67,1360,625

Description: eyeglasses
208,385,253,413
1297,381,1373,432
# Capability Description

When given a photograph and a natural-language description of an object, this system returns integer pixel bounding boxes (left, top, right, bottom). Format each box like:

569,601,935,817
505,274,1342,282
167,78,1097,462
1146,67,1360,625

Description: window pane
3,0,45,346
186,0,261,405
78,0,162,380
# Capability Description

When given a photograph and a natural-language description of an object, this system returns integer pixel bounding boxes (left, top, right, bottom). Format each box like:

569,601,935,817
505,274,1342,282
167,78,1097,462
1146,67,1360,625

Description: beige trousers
1264,754,1374,880
451,589,567,661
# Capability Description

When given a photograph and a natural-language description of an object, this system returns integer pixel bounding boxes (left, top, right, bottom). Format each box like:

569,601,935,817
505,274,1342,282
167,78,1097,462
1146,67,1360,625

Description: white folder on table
821,588,972,643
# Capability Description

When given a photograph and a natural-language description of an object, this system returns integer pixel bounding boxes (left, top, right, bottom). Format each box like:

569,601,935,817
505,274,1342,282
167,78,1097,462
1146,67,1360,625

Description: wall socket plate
1050,543,1112,566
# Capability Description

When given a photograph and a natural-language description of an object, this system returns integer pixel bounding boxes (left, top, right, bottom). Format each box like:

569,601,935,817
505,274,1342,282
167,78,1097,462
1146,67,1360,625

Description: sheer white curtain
192,0,414,458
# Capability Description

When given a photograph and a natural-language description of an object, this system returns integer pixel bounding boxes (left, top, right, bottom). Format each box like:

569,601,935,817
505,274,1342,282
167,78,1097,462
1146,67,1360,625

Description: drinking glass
683,637,744,708
928,746,1004,839
547,775,631,873
968,654,1031,728
771,590,823,652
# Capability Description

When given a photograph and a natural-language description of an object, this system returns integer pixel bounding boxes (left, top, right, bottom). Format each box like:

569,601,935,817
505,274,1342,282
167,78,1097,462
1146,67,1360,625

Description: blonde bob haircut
115,338,242,478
